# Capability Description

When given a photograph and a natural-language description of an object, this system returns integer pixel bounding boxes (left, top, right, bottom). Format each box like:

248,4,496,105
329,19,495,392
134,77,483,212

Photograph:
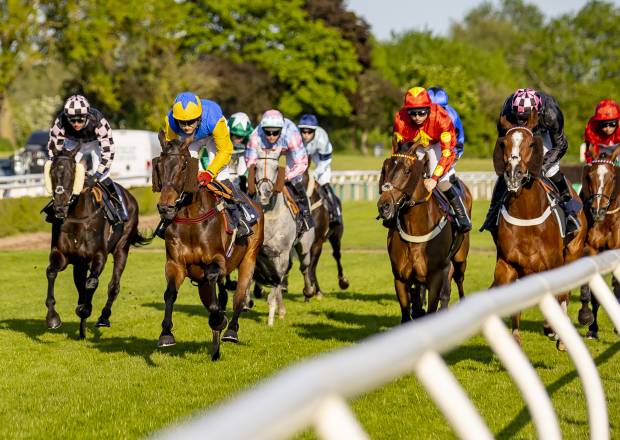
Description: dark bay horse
153,133,263,360
577,147,620,339
491,112,586,348
304,174,349,298
377,145,472,322
44,146,149,339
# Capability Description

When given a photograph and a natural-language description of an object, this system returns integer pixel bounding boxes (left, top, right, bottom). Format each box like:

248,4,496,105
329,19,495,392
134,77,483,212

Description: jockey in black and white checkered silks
45,95,128,223
480,88,582,236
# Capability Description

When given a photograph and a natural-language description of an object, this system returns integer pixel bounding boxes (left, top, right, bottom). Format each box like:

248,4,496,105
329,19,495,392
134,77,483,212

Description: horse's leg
439,264,453,310
253,281,264,299
217,281,229,311
395,278,412,323
96,247,129,327
158,260,185,347
296,233,316,301
428,267,449,313
410,283,425,319
223,251,258,343
586,292,600,340
493,258,520,344
328,224,349,290
198,266,227,361
76,252,107,339
578,284,595,326
452,260,467,301
614,277,620,335
267,286,278,327
309,238,324,299
45,250,67,329
72,263,88,337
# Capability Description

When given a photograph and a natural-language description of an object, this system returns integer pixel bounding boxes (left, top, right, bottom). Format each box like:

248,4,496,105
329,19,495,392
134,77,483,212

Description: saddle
205,180,259,237
282,186,301,217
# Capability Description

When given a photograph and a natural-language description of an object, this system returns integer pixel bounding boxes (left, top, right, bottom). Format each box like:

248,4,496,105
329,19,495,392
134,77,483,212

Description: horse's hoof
95,317,110,327
304,296,311,303
556,340,567,351
46,314,62,329
315,291,323,300
210,314,228,332
578,308,594,326
585,331,599,340
158,334,176,347
338,277,350,290
543,326,556,340
242,299,254,312
222,329,239,343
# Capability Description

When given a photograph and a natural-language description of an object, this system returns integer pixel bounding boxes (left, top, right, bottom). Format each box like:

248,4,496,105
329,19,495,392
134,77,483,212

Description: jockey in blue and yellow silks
155,92,256,239
164,92,233,185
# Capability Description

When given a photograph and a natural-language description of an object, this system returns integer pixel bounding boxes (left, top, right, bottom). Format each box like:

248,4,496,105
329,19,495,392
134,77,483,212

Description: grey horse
249,147,315,326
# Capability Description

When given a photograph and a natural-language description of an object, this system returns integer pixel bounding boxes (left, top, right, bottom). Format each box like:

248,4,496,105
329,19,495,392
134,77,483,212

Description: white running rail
153,250,620,440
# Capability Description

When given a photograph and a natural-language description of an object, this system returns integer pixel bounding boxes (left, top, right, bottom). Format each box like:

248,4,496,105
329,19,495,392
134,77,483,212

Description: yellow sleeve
207,116,233,177
163,116,179,142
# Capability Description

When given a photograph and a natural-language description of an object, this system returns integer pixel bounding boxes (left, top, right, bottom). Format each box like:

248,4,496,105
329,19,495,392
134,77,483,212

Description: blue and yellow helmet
172,92,202,121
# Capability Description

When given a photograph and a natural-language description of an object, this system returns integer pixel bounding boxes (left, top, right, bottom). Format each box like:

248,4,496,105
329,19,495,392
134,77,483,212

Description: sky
346,0,620,41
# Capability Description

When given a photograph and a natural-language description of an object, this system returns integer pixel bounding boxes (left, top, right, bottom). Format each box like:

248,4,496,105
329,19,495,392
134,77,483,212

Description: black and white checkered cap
64,95,90,116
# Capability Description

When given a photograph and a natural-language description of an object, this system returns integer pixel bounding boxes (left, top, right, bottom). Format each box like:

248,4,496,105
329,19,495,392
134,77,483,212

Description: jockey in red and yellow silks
391,86,470,232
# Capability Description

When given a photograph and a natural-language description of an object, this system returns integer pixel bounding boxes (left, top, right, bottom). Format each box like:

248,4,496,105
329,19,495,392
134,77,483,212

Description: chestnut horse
577,147,620,339
44,146,149,339
153,133,263,360
491,112,586,348
304,174,349,297
377,145,472,322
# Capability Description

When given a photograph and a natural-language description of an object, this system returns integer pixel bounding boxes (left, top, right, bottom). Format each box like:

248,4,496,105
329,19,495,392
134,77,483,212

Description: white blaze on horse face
509,131,523,168
596,165,608,209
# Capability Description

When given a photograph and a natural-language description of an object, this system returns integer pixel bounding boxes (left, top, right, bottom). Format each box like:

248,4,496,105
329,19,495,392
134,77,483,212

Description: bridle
158,150,192,211
584,159,616,212
254,150,281,210
503,126,535,189
381,153,432,209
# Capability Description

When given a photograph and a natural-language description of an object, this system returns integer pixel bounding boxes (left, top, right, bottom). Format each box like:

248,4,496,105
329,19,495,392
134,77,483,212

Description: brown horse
153,133,263,360
491,112,586,348
44,146,149,339
304,174,349,297
377,144,472,322
577,147,620,339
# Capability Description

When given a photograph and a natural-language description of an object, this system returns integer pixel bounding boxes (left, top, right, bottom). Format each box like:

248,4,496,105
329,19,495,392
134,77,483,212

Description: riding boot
288,178,315,232
549,172,581,235
100,178,128,223
322,183,342,225
222,179,253,238
443,185,472,233
480,177,508,233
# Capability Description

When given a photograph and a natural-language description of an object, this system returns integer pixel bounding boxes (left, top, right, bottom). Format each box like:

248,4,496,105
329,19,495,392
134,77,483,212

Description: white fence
154,250,620,440
0,171,498,201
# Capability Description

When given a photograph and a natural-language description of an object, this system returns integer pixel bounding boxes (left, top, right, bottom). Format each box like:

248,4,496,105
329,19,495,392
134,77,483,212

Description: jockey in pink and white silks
246,109,315,232
298,114,342,224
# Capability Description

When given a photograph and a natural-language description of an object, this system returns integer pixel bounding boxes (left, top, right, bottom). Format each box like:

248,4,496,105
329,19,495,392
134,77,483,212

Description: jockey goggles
407,108,430,117
300,128,315,134
599,120,618,128
177,117,200,127
263,129,281,137
68,116,87,124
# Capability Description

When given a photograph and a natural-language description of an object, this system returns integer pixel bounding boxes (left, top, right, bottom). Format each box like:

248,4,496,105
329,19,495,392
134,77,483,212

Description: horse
304,173,349,298
491,112,586,348
377,143,472,322
44,146,149,339
577,146,620,339
247,146,315,326
153,133,263,360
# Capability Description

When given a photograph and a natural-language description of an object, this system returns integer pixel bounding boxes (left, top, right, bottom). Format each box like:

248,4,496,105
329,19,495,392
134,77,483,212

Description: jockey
480,88,581,235
584,99,620,163
46,94,127,223
246,109,315,232
392,87,471,232
159,92,253,238
298,114,342,224
427,87,465,161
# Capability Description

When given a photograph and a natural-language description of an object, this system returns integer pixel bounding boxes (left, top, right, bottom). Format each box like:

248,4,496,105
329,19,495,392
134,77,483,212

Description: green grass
0,201,618,439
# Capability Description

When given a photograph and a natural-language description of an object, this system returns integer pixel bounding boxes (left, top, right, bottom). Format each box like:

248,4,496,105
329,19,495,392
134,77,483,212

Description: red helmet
403,87,432,108
593,99,620,121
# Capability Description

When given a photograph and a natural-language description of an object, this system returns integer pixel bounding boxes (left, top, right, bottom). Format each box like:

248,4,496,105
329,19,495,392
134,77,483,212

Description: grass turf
0,200,618,439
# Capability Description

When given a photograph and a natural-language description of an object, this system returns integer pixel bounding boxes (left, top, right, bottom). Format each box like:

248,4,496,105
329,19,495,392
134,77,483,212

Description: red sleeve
392,110,407,153
432,106,457,180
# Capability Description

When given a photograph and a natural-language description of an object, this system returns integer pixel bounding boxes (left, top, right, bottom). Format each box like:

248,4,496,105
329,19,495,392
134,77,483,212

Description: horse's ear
499,115,512,131
526,111,539,130
528,136,544,177
610,145,620,163
493,137,505,176
158,130,166,147
247,164,256,196
581,165,592,201
69,143,82,158
379,159,387,193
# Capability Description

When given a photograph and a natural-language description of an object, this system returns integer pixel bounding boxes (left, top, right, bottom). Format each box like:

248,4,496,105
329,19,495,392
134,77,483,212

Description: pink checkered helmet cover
511,88,541,115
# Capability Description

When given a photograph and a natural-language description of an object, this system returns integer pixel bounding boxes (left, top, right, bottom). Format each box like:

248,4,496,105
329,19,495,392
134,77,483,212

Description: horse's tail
129,227,153,247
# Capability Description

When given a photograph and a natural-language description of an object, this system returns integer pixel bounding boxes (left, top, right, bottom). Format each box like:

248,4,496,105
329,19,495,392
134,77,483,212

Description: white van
109,129,161,186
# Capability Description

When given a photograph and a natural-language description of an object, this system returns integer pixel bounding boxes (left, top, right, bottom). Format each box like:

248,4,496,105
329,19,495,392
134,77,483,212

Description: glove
198,171,213,186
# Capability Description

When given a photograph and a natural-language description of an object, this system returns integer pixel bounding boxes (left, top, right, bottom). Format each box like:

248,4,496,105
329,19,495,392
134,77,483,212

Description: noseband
159,152,192,211
255,154,280,209
503,127,535,189
382,154,431,209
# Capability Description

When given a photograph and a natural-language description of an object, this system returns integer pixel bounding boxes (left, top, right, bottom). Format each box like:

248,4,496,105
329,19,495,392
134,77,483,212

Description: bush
0,137,16,155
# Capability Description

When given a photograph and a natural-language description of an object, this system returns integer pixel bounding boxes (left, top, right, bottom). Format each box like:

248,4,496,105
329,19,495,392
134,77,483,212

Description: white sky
346,0,619,41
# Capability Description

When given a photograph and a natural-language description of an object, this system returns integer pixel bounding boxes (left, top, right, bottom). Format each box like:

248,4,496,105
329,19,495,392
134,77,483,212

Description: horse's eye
403,167,411,175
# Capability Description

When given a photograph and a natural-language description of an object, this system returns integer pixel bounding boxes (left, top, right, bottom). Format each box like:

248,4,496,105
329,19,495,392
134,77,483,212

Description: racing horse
303,172,349,298
491,112,586,348
153,132,263,360
377,143,471,322
247,146,315,326
44,145,149,339
577,147,620,339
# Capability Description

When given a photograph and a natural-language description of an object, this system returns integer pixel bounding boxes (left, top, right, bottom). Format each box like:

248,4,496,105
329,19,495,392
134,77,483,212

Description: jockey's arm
312,132,332,181
205,117,233,178
431,120,457,181
47,116,65,158
94,117,114,177
245,132,260,169
541,104,568,167
285,130,308,181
